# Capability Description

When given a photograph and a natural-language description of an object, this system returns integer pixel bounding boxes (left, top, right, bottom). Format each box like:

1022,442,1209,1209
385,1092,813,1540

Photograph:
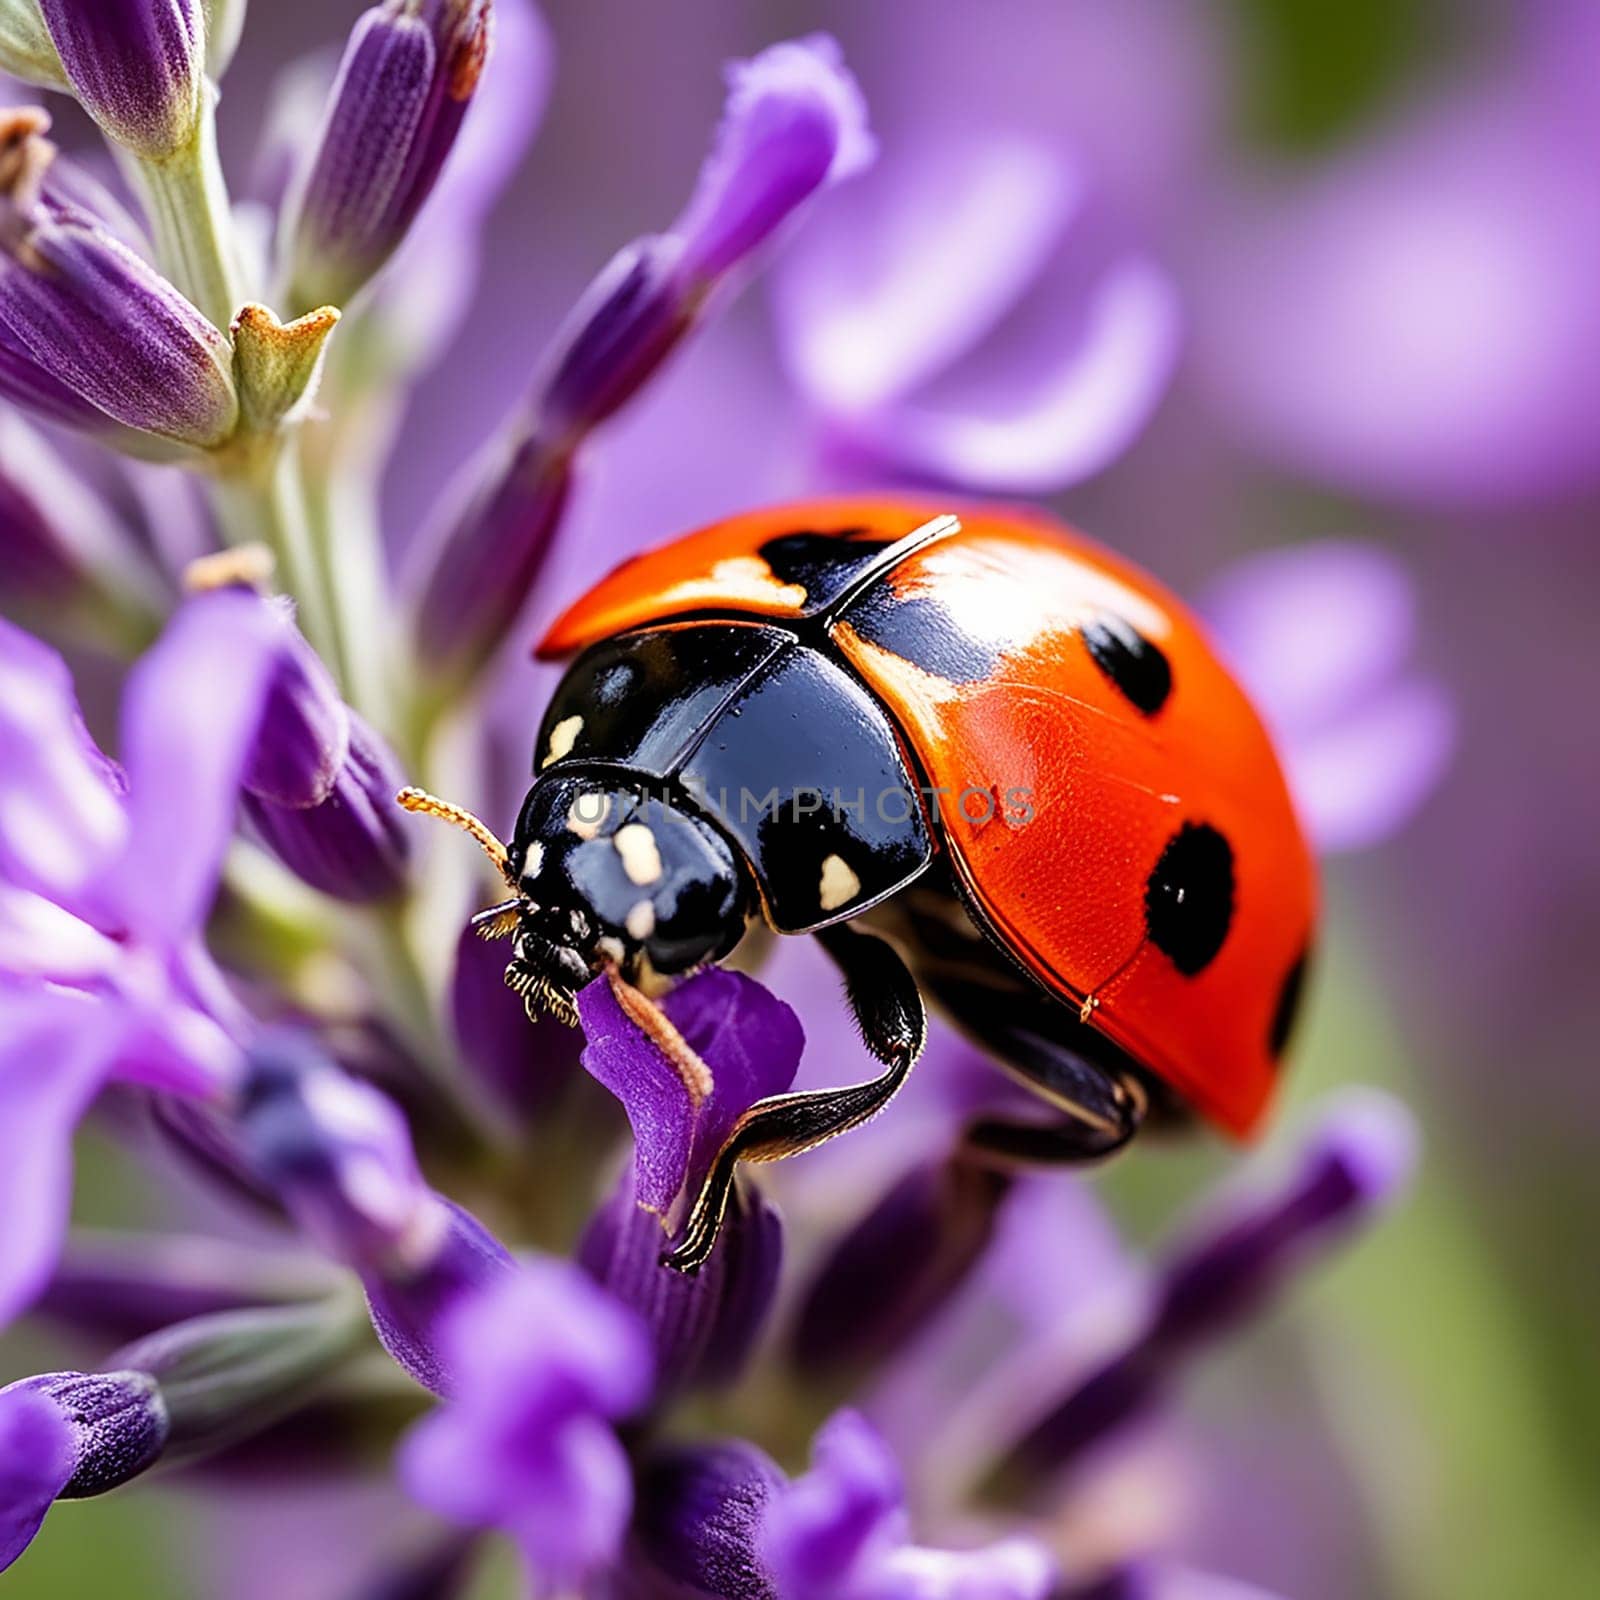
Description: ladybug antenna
396,786,517,890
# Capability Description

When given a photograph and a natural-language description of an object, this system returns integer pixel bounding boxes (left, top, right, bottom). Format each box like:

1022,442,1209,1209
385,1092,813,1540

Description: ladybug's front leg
660,924,926,1274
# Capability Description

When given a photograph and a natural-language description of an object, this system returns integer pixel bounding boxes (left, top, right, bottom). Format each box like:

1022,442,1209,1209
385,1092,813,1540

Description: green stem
127,99,241,331
211,449,338,669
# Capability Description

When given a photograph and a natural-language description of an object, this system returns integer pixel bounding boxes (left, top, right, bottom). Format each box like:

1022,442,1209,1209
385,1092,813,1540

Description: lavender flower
38,0,207,161
0,109,237,451
281,0,495,315
398,1260,653,1587
405,32,874,686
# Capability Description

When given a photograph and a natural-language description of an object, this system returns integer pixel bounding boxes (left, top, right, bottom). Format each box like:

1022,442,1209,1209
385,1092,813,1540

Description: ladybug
403,499,1317,1272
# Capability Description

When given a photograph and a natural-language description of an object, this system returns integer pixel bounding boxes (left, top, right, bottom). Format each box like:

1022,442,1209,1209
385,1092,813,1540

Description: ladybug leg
930,979,1147,1166
660,925,926,1274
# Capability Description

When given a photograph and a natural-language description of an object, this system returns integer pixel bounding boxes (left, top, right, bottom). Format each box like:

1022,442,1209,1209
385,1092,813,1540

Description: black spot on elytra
1080,612,1172,714
1145,822,1235,976
757,529,897,609
849,584,1000,683
1269,947,1311,1057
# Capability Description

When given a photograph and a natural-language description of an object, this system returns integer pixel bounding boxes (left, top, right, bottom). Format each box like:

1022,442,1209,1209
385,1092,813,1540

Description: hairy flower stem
124,104,241,334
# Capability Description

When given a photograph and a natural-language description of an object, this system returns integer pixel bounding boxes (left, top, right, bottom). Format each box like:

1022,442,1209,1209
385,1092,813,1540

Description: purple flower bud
0,110,237,449
38,0,206,160
242,601,350,809
579,1166,781,1402
404,33,872,684
629,1441,784,1600
397,1259,653,1587
238,1030,444,1274
364,1201,513,1395
672,33,874,282
242,713,412,901
0,1370,167,1572
793,1152,1011,1380
282,0,494,314
999,1091,1418,1483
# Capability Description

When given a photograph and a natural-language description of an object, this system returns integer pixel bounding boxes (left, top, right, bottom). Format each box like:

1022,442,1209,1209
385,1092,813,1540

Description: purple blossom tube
406,32,874,685
282,0,494,314
38,0,206,160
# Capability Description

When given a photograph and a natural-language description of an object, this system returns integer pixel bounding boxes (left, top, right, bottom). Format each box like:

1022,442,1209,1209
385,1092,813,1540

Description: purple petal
856,253,1179,492
674,34,875,282
762,1409,1059,1600
1199,542,1457,852
1200,543,1420,734
105,591,285,943
774,133,1179,492
1282,677,1457,854
0,221,237,447
0,988,118,1327
38,0,204,158
774,138,1077,414
397,1259,651,1586
10,1370,168,1499
761,1409,905,1591
577,967,803,1216
0,1386,74,1572
0,617,127,908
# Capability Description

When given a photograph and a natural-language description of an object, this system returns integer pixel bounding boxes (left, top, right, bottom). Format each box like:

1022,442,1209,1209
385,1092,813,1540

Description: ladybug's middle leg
660,923,926,1274
930,976,1150,1167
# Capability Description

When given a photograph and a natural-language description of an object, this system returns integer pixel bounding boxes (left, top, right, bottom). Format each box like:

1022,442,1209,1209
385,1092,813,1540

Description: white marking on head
522,840,545,879
625,900,657,941
542,714,584,769
818,853,860,912
567,790,610,840
614,822,663,886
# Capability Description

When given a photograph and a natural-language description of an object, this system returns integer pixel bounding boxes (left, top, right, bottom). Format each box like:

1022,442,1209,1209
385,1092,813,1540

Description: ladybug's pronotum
404,500,1317,1271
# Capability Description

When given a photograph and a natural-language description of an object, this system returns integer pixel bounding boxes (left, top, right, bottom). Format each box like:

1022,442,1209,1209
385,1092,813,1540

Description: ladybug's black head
502,774,751,1014
397,775,751,1022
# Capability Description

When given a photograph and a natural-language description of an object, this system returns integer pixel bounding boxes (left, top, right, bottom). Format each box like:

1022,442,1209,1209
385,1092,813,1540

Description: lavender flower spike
38,0,207,161
0,1371,168,1573
0,109,238,450
407,32,872,685
282,0,495,316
